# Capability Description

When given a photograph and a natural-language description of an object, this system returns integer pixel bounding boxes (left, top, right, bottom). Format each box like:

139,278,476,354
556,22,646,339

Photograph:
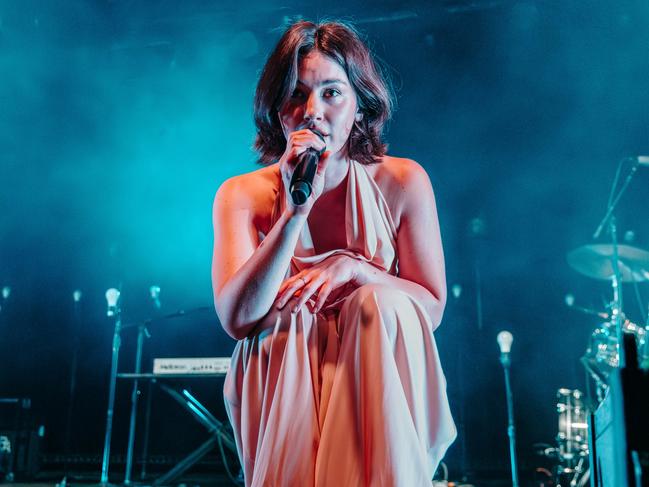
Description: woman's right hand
278,129,331,215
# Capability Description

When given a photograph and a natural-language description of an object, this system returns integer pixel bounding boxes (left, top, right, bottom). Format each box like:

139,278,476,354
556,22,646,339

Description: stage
1,0,648,486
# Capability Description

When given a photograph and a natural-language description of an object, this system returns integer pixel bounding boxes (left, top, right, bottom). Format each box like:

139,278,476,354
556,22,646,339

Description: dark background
1,0,648,482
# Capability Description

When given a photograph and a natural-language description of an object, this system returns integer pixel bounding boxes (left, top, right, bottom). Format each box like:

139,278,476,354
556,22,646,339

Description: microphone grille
497,330,513,353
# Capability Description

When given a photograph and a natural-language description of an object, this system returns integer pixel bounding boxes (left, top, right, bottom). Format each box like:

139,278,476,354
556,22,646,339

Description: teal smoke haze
1,2,262,303
0,0,648,468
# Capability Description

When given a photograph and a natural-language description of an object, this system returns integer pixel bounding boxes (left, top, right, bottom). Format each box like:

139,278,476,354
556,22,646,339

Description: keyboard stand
116,373,237,485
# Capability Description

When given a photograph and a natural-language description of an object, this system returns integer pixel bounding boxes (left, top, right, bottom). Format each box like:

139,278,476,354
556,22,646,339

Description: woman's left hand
276,254,362,314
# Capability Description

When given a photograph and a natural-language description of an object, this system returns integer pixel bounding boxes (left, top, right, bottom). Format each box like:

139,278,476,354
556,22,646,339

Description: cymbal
567,244,649,282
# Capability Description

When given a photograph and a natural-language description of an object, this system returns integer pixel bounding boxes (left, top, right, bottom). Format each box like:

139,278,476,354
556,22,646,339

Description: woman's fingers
286,131,326,158
292,278,323,312
315,151,332,176
313,282,332,313
277,272,313,308
276,278,302,308
277,275,296,296
277,256,356,313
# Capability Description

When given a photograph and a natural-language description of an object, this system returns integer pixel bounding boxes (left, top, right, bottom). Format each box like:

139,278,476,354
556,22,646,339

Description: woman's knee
344,284,411,331
348,283,409,309
244,306,294,352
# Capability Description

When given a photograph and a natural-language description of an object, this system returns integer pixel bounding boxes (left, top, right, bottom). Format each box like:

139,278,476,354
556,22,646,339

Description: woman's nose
303,93,323,121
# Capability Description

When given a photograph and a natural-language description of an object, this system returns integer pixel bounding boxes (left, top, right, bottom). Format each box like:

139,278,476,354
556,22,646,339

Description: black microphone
289,130,326,206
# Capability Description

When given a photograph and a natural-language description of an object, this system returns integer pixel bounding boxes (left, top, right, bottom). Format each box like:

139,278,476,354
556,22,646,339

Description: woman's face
278,50,361,158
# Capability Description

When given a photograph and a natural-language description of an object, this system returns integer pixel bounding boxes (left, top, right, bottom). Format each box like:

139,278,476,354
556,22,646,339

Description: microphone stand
117,305,211,483
644,305,649,369
592,158,641,369
100,302,122,485
499,351,519,487
124,320,148,485
469,218,486,331
63,292,82,478
123,288,162,484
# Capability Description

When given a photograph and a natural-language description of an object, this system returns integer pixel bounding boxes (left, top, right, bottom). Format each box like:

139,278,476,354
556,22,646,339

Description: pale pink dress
223,160,456,487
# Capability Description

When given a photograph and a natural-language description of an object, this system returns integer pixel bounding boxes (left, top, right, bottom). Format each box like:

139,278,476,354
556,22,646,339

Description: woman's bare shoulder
214,164,280,209
370,155,428,186
368,156,431,224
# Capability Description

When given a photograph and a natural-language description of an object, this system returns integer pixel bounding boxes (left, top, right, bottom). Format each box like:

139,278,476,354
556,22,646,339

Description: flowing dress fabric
223,161,456,487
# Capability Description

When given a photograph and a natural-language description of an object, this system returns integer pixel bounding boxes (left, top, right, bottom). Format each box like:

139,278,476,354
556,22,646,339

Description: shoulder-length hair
253,20,395,166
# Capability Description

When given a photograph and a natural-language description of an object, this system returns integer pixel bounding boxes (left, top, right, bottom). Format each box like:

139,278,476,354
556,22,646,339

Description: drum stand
587,158,649,485
592,158,643,370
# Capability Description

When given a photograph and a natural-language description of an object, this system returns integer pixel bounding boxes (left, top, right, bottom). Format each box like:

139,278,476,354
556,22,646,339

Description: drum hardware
555,389,589,463
567,244,649,283
561,157,649,484
588,334,649,486
565,287,648,394
589,157,647,370
537,389,591,487
564,293,610,320
566,241,649,391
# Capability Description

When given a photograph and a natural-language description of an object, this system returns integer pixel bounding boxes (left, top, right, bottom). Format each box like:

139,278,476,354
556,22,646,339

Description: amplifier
589,335,649,487
0,398,42,482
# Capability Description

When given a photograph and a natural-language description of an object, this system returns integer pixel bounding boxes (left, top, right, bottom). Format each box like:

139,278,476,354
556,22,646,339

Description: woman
212,20,456,487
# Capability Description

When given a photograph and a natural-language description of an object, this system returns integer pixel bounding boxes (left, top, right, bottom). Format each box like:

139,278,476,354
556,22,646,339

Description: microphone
451,283,462,299
105,288,120,317
497,330,513,366
635,156,649,166
564,293,609,319
0,286,10,314
150,285,161,310
289,130,326,205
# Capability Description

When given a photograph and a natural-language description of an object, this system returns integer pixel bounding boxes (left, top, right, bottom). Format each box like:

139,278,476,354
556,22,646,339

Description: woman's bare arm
354,160,447,329
211,174,307,340
273,159,447,328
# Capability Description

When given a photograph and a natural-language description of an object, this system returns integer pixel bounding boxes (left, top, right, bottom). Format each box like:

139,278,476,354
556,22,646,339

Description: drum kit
568,243,649,388
539,242,649,486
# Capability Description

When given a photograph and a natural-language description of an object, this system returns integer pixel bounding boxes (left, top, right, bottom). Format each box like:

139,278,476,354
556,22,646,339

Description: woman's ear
355,111,363,122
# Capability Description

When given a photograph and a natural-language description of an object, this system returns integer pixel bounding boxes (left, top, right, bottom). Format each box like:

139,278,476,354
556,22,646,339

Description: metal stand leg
500,356,520,487
63,297,82,476
151,382,237,486
100,314,122,485
124,324,147,484
139,380,154,481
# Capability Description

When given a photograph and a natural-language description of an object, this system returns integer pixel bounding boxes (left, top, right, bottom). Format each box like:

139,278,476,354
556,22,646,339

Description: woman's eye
324,89,340,98
291,90,304,99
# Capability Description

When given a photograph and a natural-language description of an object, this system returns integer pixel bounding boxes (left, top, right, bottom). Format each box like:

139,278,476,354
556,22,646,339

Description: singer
212,20,456,486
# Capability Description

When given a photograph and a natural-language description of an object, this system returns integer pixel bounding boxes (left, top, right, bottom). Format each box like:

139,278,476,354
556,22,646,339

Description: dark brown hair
253,20,394,165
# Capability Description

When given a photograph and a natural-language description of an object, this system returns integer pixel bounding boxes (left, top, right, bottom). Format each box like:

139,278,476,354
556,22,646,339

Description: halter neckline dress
224,159,456,487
